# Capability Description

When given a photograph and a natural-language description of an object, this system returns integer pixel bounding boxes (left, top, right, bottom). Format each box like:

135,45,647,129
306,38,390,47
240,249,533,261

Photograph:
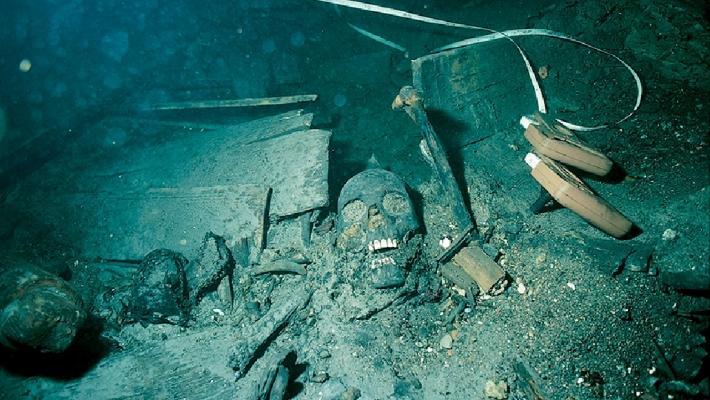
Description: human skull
336,168,420,253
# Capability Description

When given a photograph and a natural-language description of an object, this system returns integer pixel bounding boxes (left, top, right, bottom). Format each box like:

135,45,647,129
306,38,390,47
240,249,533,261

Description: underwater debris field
0,1,708,399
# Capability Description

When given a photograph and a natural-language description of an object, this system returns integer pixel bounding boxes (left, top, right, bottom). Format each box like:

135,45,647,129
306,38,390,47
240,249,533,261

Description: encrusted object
129,248,190,325
186,232,235,305
0,262,86,353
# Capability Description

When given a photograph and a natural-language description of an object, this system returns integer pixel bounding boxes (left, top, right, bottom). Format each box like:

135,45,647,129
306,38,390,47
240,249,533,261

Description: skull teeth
367,238,399,252
370,256,396,269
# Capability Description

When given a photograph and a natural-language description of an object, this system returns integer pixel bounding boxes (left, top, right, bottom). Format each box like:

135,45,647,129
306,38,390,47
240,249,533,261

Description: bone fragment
252,259,307,276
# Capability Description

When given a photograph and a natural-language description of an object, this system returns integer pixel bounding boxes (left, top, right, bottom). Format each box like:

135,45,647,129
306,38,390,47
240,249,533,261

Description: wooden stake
144,94,318,111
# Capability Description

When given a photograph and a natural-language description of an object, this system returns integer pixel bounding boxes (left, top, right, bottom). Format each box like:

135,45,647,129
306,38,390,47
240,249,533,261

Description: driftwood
144,94,318,111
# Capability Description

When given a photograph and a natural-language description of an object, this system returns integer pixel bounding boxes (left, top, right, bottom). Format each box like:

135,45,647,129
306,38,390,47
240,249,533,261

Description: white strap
313,0,642,132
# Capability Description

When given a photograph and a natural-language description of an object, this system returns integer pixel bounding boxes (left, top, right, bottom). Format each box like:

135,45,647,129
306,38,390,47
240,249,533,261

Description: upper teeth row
368,238,398,252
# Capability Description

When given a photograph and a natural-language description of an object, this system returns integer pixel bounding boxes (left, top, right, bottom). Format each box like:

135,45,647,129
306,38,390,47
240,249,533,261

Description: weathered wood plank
4,111,329,259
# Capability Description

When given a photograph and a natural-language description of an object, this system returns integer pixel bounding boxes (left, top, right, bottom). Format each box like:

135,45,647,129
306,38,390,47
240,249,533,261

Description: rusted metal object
129,249,190,325
0,261,86,353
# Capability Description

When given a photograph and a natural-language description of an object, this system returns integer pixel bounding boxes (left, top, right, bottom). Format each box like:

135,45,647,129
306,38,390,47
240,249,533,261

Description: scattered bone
252,259,307,276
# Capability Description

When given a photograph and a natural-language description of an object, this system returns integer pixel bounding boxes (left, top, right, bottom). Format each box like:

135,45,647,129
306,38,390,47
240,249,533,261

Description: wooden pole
144,94,318,111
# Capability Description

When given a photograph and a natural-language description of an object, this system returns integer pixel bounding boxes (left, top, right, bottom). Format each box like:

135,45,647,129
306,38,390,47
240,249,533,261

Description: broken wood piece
144,94,318,111
452,244,506,294
216,275,234,308
252,259,307,276
130,249,190,325
105,116,229,131
255,188,272,255
250,351,294,400
514,359,549,400
300,210,314,248
228,287,312,378
440,262,479,298
186,232,235,305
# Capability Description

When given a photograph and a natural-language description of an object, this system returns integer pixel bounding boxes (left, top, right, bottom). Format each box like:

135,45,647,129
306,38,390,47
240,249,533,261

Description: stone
484,380,508,399
440,333,453,349
312,372,329,383
482,243,500,259
371,264,406,289
340,387,361,400
662,229,678,241
0,261,86,353
319,379,347,400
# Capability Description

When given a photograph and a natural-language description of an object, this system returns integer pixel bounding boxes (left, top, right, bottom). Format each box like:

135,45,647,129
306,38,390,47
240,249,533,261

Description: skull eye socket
341,199,367,223
383,192,410,214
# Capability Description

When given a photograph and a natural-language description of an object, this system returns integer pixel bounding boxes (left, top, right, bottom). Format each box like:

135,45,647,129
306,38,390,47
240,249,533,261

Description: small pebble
340,387,361,400
318,349,332,359
515,278,526,294
440,334,453,349
535,253,547,265
312,372,329,383
662,228,678,241
484,380,509,399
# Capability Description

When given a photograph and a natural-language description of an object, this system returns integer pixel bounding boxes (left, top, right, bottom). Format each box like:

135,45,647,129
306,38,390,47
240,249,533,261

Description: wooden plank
410,39,541,213
412,41,536,143
55,326,239,399
46,184,270,260
5,110,329,258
